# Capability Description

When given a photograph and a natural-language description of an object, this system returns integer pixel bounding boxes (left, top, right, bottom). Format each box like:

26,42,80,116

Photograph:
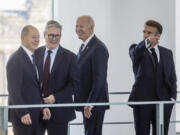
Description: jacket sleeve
6,57,29,119
87,45,109,103
53,55,80,103
129,40,147,64
169,51,177,100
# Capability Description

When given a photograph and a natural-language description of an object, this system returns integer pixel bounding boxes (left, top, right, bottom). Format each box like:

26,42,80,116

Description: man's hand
84,106,93,119
43,94,55,104
42,108,51,120
21,113,32,125
147,35,160,47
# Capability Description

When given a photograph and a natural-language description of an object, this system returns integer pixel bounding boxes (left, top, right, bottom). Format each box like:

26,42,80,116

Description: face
143,25,160,41
21,27,40,52
76,17,93,42
44,27,61,50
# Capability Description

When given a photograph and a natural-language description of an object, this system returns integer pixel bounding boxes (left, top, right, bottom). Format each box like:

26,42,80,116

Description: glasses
48,34,61,39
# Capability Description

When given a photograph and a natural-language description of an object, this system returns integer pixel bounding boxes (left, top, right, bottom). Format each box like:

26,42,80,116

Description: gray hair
78,15,95,28
44,20,62,34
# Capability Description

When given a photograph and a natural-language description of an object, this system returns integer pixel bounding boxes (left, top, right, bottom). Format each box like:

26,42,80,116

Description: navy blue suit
34,45,79,135
6,47,42,135
76,35,109,135
129,40,177,135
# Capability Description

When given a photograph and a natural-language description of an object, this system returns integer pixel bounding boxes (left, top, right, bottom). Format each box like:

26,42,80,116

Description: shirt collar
83,33,95,46
149,44,159,52
21,45,33,57
45,45,59,54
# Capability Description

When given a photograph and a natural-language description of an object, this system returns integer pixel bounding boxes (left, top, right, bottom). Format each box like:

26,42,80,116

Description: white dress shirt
81,33,95,51
43,45,59,72
145,39,160,62
21,45,34,63
21,45,39,79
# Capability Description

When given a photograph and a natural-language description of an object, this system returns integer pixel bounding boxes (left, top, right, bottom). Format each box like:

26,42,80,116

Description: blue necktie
77,44,85,59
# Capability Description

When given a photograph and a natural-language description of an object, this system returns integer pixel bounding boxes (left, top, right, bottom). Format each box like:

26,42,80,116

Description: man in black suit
129,20,177,135
6,25,51,135
34,20,79,135
75,15,109,135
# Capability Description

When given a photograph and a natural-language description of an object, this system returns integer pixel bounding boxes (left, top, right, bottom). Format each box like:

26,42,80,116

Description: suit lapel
146,49,156,68
19,47,38,80
158,46,171,77
79,35,96,61
80,45,90,59
50,46,64,77
36,47,46,83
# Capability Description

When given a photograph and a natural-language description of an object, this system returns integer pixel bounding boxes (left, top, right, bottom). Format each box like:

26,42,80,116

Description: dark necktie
77,44,85,59
31,54,36,67
42,50,52,97
31,54,38,80
150,48,158,66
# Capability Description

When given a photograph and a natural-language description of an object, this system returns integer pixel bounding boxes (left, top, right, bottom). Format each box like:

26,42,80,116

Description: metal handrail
0,101,179,135
0,90,180,97
0,100,177,109
1,92,180,135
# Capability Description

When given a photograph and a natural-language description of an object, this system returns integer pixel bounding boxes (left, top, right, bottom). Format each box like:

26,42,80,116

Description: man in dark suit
34,20,79,135
75,15,109,135
129,20,177,135
6,25,51,135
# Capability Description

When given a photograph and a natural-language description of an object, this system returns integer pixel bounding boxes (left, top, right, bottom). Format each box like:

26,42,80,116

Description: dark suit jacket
34,45,79,123
128,40,177,102
76,35,109,110
6,47,42,124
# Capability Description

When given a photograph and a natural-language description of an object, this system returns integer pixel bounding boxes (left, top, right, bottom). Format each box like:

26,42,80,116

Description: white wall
53,0,176,134
176,0,180,132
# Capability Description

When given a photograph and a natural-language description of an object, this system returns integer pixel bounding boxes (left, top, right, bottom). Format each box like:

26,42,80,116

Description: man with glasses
34,20,79,135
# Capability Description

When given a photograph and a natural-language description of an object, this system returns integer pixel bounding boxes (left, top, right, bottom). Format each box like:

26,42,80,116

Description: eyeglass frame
47,34,61,39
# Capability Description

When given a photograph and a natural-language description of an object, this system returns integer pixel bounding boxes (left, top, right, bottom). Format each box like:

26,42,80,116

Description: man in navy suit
75,15,109,135
129,20,177,135
6,25,51,135
34,20,79,135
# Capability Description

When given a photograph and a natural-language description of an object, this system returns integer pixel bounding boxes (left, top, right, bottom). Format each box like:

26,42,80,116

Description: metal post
3,107,8,135
0,107,8,135
156,102,164,135
67,122,70,135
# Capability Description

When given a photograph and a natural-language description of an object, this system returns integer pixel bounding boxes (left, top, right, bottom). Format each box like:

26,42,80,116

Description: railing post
0,107,8,135
156,102,164,135
67,122,70,135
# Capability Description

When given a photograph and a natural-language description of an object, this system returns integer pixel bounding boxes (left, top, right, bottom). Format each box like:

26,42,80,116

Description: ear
90,25,94,34
157,33,161,40
21,35,24,41
155,33,161,40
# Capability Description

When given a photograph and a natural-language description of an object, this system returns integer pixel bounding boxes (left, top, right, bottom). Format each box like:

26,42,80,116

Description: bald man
6,25,50,135
75,15,109,135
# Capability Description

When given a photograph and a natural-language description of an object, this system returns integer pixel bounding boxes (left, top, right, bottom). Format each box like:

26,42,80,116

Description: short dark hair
145,20,163,34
